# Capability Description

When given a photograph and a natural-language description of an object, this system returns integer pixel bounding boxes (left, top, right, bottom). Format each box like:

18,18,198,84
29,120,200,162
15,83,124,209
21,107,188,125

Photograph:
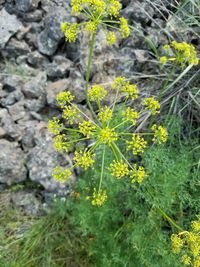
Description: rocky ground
0,0,199,215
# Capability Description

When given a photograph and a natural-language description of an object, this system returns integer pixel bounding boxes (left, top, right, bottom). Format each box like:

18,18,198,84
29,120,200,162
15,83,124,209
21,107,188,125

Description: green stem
98,145,106,192
158,208,183,231
85,32,97,120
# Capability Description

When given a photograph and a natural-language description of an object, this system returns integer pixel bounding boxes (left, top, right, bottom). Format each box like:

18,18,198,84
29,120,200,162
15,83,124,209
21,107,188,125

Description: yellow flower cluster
121,82,138,100
120,17,130,38
126,134,147,155
60,22,79,43
48,118,63,135
56,91,74,108
53,135,70,152
106,31,117,45
151,124,168,144
98,106,112,124
90,188,107,206
130,164,146,183
74,150,95,170
99,127,118,144
62,105,79,124
122,107,139,125
142,97,160,115
79,120,96,137
52,166,72,183
171,217,200,267
61,0,130,45
160,41,199,66
88,85,107,102
112,76,126,89
109,160,129,179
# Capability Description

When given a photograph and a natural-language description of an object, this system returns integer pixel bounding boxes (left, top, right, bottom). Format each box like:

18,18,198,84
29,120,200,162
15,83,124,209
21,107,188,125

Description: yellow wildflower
79,120,96,137
56,91,74,108
142,97,160,115
99,127,118,144
85,21,98,32
121,82,138,100
48,118,63,135
107,0,121,17
52,166,72,183
88,85,107,102
62,23,79,43
193,257,200,267
111,76,126,90
90,188,107,206
119,17,130,38
163,44,170,50
109,160,129,179
74,150,95,170
71,0,82,14
53,135,70,152
191,220,200,232
122,107,139,125
151,124,168,144
106,31,117,45
171,234,184,254
130,164,146,183
181,254,191,265
62,105,79,124
159,56,168,64
126,134,147,155
98,106,113,124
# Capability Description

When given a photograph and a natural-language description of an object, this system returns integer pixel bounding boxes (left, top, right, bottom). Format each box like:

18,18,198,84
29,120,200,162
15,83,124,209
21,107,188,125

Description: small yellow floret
106,31,117,45
90,188,107,206
151,124,168,144
48,118,63,135
85,21,98,32
74,150,95,170
130,164,146,183
191,220,200,232
171,234,184,254
52,166,72,183
99,127,118,144
181,254,191,265
121,82,138,100
56,91,74,108
126,134,147,155
122,107,139,125
88,85,107,102
111,76,126,90
119,17,130,38
142,97,160,115
62,105,79,124
109,160,129,179
159,56,168,64
98,106,113,124
53,134,70,152
107,0,121,17
79,120,96,137
64,23,79,42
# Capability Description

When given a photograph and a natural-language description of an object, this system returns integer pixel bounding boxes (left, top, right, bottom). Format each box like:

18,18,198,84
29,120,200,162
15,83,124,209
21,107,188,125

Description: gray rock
0,8,22,49
27,51,49,67
10,191,41,216
3,76,23,92
22,72,47,98
21,9,43,22
0,139,27,185
0,90,24,107
37,7,71,56
8,102,26,121
24,96,46,112
46,60,72,79
15,0,40,12
122,0,155,25
3,38,31,58
0,109,22,140
27,123,73,192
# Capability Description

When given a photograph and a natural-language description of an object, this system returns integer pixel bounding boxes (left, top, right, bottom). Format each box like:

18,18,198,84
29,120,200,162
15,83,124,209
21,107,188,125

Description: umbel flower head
171,216,200,267
60,0,130,44
48,77,168,206
159,41,199,66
